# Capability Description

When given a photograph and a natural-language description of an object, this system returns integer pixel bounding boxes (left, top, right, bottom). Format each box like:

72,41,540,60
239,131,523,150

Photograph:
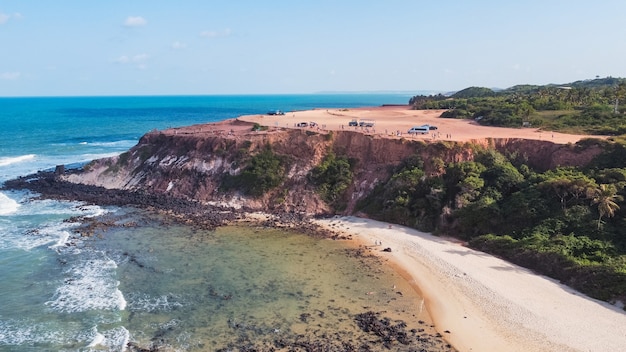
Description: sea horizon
0,91,421,99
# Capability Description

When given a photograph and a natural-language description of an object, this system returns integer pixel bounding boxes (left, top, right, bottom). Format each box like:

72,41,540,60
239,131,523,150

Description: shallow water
0,197,452,351
83,211,451,351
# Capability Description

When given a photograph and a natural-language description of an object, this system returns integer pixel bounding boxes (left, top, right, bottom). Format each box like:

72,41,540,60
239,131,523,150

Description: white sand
314,216,626,352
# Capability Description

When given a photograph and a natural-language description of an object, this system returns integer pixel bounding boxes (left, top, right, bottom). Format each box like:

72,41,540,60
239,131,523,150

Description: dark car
428,125,438,130
348,119,358,126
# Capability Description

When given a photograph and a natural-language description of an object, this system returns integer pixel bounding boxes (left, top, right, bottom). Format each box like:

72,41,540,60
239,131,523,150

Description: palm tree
591,184,623,229
614,83,626,114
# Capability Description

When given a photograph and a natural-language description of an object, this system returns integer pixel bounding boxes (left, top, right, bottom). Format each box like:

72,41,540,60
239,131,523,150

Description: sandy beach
238,106,606,144
313,216,626,352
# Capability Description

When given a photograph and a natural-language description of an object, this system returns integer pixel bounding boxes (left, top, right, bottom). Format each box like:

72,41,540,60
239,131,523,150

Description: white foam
87,327,105,347
0,154,35,167
128,293,184,312
0,192,20,215
88,140,136,148
99,326,130,352
46,257,127,313
84,326,130,352
0,194,111,251
0,297,128,349
48,230,71,249
116,283,128,311
0,221,76,251
79,204,108,218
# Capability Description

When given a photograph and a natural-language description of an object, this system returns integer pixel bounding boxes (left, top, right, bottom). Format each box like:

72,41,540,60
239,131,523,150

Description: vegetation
309,152,354,210
410,77,626,135
252,123,268,131
220,145,286,197
356,142,626,304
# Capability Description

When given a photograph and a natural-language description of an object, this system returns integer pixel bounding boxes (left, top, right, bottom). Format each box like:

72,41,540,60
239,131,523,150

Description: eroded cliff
63,119,604,214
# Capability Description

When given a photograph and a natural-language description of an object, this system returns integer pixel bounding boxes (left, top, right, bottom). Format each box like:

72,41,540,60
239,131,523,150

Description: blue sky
1,0,625,96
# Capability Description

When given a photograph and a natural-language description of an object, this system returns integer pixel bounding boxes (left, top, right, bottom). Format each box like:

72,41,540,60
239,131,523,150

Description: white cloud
114,54,149,64
200,28,232,38
113,54,150,69
124,16,147,27
171,41,187,49
114,55,130,64
1,72,21,80
0,13,9,24
132,53,149,62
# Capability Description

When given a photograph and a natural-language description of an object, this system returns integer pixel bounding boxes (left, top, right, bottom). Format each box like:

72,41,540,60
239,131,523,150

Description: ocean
0,95,449,351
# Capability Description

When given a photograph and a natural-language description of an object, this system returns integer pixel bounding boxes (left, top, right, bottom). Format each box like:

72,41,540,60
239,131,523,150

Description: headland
3,105,623,351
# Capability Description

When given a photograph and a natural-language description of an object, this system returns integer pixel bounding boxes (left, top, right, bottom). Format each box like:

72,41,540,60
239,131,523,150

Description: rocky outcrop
61,119,605,215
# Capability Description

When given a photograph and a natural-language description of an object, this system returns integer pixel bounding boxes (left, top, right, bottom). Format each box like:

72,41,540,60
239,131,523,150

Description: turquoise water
0,95,451,351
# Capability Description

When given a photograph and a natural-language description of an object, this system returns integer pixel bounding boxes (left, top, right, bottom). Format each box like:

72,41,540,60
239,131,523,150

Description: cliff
63,119,604,215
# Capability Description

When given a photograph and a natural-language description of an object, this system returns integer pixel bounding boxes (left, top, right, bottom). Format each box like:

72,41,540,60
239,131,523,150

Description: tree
444,161,486,207
309,152,353,204
538,168,597,212
614,82,626,114
590,184,623,229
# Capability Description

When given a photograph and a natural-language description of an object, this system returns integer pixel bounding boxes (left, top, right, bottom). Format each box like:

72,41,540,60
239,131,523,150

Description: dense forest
355,140,626,304
409,77,626,135
346,79,626,305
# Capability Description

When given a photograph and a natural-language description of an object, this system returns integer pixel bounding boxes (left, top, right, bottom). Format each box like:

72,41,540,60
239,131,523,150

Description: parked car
429,125,438,130
296,122,308,127
359,119,375,127
408,126,429,134
348,119,358,126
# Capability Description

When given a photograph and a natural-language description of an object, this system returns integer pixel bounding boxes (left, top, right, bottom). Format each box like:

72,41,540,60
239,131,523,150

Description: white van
408,126,429,134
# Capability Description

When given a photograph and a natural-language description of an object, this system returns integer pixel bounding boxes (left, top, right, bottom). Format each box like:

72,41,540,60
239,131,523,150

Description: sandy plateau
238,106,602,144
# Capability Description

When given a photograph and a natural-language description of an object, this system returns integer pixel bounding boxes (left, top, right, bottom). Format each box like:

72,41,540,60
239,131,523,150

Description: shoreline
313,215,626,352
5,105,623,350
7,172,626,351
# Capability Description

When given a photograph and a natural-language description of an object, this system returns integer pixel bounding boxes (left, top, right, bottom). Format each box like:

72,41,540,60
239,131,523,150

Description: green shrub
221,147,286,197
309,152,353,208
252,123,268,131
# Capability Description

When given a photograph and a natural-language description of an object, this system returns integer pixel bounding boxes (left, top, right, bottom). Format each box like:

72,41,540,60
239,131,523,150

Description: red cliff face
63,121,604,215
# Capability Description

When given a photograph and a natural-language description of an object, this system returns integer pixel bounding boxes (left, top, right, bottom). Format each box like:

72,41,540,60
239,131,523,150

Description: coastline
4,101,622,350
313,215,626,352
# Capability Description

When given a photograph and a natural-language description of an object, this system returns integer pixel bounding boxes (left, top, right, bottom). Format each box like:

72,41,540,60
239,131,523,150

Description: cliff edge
62,119,604,215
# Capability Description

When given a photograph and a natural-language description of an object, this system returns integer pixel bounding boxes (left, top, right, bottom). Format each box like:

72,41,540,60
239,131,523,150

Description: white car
408,126,429,134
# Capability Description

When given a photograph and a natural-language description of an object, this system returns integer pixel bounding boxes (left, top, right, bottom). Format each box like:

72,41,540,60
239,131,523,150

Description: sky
1,0,626,96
